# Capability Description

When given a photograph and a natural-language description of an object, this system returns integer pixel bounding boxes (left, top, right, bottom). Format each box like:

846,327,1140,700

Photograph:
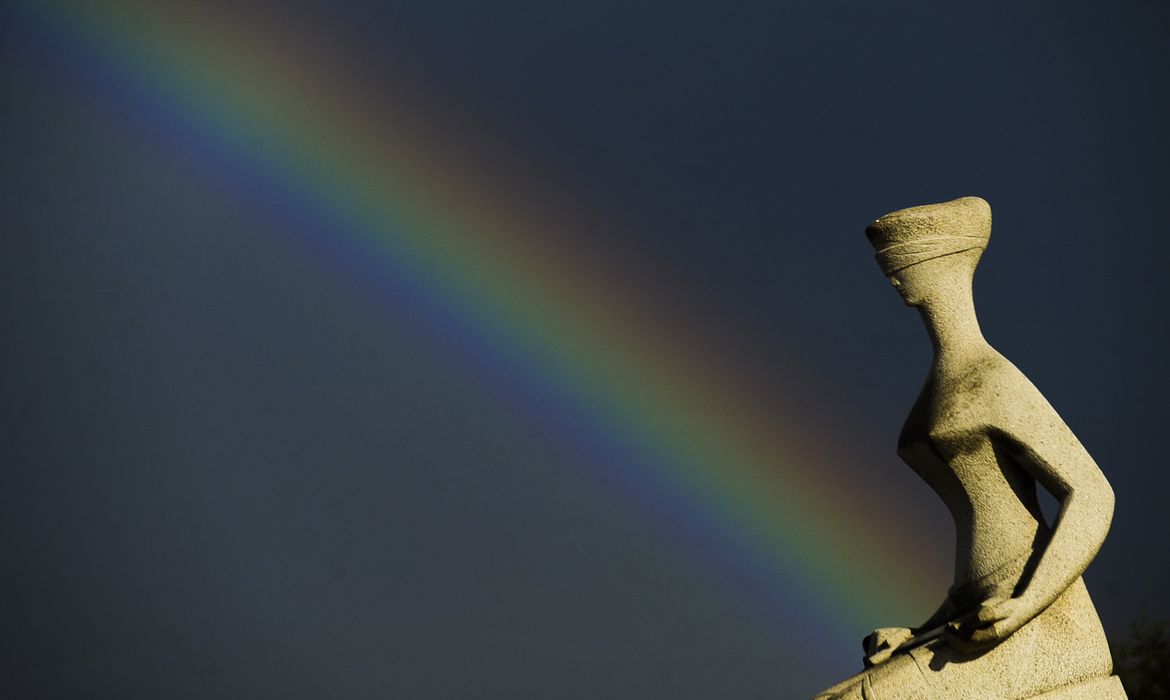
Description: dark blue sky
2,1,1168,698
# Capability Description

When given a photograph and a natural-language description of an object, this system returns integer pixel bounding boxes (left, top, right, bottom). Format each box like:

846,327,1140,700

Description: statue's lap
814,578,1115,700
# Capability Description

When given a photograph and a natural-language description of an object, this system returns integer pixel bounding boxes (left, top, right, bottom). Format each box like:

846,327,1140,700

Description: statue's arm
861,597,957,666
963,382,1114,646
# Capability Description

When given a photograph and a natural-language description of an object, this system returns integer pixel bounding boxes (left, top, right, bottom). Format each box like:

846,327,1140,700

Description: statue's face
888,267,925,306
886,251,976,308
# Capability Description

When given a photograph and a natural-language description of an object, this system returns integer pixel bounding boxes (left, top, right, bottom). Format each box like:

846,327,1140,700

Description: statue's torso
896,353,1049,587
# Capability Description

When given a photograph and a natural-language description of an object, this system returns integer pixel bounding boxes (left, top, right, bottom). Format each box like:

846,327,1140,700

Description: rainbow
14,0,947,658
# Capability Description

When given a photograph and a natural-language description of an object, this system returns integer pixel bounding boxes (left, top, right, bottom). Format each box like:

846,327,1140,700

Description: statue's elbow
1098,478,1115,533
1080,474,1115,542
1066,475,1115,542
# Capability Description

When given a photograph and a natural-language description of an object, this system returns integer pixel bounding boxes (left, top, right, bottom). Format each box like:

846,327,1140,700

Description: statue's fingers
979,597,1019,625
975,604,1004,624
891,629,912,649
967,630,992,647
951,608,983,630
965,625,1000,648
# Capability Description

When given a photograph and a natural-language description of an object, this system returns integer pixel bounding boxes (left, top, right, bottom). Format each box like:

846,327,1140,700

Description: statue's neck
918,288,989,375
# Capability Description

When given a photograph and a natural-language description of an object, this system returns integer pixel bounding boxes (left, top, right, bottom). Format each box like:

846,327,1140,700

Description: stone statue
813,197,1126,699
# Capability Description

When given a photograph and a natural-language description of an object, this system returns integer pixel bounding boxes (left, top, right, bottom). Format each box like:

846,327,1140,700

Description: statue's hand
945,595,1033,652
862,627,914,667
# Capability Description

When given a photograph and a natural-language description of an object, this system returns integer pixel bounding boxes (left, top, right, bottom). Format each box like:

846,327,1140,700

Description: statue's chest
897,387,994,492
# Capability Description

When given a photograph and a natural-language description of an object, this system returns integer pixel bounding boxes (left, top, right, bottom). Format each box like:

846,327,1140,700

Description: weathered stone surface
813,197,1125,699
1028,676,1126,698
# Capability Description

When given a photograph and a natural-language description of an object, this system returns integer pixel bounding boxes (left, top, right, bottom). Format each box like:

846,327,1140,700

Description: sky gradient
2,1,1169,698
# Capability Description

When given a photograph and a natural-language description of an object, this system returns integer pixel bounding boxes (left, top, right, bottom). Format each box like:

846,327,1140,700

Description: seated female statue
813,197,1125,700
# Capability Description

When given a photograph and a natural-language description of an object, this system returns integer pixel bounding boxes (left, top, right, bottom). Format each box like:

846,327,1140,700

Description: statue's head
865,196,991,306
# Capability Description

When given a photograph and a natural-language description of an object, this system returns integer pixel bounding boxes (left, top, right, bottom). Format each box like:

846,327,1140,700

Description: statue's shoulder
912,352,1051,441
953,350,1029,394
966,350,1062,428
941,351,1044,421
